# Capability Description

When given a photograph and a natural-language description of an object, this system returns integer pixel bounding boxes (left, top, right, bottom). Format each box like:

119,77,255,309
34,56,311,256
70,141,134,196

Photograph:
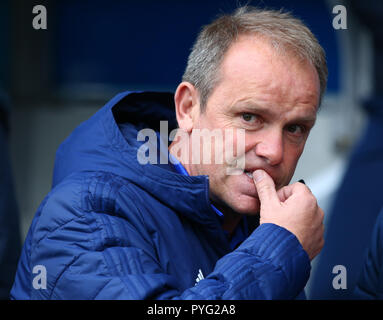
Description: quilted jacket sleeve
18,180,310,300
180,223,310,300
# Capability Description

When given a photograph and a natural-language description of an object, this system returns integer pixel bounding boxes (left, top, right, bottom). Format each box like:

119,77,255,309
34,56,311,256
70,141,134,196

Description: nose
251,128,284,166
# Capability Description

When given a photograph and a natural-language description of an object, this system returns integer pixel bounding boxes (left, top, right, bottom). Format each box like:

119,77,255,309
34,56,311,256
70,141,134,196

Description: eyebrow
231,101,317,123
291,115,317,124
231,101,274,116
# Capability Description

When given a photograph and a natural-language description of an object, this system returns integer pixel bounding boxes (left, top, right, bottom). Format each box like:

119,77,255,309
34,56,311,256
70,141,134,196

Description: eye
286,124,306,136
240,112,263,130
242,113,257,123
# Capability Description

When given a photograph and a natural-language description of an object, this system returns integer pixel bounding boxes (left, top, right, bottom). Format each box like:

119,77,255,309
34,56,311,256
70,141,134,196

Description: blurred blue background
53,0,339,95
1,0,382,299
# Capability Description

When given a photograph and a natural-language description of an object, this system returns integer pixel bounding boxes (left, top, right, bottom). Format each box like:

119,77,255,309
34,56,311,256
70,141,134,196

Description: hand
253,169,324,260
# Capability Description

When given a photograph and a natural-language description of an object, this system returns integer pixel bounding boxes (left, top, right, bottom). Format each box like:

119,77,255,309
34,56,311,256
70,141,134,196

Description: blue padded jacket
11,91,310,299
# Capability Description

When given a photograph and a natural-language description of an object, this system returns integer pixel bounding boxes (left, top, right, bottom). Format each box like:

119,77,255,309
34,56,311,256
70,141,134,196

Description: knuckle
303,196,317,212
308,193,317,205
301,183,311,193
295,182,308,194
298,186,315,202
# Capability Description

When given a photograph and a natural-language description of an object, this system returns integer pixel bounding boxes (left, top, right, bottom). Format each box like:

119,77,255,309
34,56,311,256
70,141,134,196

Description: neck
211,199,242,236
169,138,243,236
168,135,196,175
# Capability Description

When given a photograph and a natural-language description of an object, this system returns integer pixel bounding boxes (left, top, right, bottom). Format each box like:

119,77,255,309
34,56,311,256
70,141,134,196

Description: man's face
189,35,320,215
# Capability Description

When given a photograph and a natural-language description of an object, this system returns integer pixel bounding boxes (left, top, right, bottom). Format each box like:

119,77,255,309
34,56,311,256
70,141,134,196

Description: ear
174,82,200,133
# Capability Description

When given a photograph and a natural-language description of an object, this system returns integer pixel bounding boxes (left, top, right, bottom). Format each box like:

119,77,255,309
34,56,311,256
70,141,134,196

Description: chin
230,195,260,215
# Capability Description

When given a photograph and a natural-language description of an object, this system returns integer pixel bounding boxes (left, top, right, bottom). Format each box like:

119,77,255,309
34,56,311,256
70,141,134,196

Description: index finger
252,170,280,208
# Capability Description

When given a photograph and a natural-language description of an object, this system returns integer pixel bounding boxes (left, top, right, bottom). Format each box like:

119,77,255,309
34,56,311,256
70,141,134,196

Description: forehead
210,35,320,115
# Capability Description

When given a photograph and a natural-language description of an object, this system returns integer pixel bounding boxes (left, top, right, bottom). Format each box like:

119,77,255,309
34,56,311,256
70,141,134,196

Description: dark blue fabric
11,91,310,300
354,207,383,299
309,97,383,299
0,96,21,299
170,154,223,214
169,151,249,250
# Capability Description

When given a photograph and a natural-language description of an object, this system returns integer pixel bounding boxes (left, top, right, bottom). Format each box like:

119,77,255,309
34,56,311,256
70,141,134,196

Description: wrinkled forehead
210,35,320,110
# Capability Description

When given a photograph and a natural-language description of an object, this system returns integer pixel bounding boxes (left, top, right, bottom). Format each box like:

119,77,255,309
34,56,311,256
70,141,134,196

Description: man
11,6,326,299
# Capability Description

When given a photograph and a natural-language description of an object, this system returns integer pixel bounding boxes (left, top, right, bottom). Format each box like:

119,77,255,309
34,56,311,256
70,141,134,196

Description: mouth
244,170,253,179
243,168,278,187
241,169,260,199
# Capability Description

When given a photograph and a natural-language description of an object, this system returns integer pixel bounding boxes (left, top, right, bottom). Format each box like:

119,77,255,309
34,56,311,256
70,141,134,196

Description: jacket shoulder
34,171,146,243
20,171,156,299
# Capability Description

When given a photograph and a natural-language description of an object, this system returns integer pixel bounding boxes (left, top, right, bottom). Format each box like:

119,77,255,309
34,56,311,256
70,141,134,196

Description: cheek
286,142,305,164
280,145,305,181
221,129,248,162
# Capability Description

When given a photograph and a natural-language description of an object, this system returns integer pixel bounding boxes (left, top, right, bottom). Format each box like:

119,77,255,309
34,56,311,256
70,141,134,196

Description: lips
244,167,259,179
243,168,279,187
244,171,253,179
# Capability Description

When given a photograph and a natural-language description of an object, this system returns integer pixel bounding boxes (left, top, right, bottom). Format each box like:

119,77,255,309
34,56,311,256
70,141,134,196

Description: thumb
253,170,279,208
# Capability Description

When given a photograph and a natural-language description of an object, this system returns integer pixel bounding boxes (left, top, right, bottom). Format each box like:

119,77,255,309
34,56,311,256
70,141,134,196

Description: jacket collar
101,91,222,227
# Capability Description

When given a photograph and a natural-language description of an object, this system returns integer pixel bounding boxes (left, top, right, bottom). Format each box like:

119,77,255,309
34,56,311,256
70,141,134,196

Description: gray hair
182,6,328,110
